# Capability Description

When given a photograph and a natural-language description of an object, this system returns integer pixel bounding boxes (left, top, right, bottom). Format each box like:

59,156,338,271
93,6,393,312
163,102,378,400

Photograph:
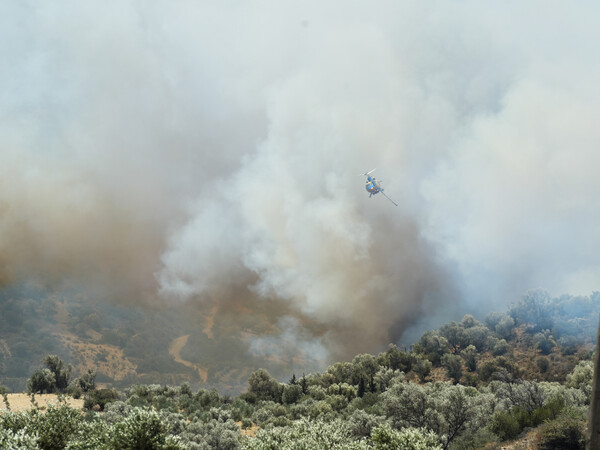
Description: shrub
413,331,451,366
282,384,302,405
31,405,82,450
27,368,56,394
348,409,384,438
495,315,515,340
43,355,72,391
383,344,413,372
371,423,441,450
243,418,367,450
537,417,586,450
461,345,478,372
0,428,39,449
464,325,492,351
412,356,432,382
441,354,463,383
491,339,509,356
488,409,522,441
247,369,282,403
84,388,120,411
76,369,97,392
110,407,183,449
534,332,556,355
537,357,550,373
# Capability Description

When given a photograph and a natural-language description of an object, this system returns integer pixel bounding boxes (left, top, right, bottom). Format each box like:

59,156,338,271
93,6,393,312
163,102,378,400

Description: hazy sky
1,1,599,358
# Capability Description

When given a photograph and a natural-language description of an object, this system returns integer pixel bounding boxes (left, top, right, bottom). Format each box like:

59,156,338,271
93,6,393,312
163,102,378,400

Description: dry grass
57,332,138,381
237,421,259,437
0,394,84,413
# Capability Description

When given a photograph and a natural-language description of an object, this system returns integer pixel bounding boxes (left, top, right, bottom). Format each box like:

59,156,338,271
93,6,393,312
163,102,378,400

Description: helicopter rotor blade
359,168,376,176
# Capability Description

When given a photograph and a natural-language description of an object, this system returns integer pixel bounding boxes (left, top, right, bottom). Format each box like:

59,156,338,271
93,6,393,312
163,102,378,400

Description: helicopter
361,169,398,206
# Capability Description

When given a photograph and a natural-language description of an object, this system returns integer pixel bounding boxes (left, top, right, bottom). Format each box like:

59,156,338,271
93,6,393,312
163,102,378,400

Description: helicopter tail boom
381,191,398,206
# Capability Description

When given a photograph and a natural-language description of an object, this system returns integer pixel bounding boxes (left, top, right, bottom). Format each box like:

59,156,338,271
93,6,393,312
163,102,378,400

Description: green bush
488,399,566,443
491,338,509,356
282,384,302,405
84,388,121,411
371,423,441,450
537,417,586,450
0,427,39,449
110,407,183,449
31,405,82,450
537,357,550,373
441,354,463,383
488,409,522,441
27,368,56,394
347,409,384,438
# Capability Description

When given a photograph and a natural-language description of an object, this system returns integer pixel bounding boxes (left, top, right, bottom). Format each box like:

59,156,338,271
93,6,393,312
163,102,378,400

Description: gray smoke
1,1,599,361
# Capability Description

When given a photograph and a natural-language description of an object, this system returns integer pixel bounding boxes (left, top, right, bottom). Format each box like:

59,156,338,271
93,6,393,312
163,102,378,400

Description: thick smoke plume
1,1,599,361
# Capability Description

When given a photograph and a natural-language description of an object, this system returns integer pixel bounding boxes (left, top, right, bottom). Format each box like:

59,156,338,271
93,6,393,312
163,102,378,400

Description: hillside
1,287,599,395
0,283,320,394
2,289,599,448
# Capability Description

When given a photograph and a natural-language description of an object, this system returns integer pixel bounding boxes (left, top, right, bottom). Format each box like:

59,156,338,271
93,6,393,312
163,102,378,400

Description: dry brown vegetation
0,394,83,412
57,332,137,381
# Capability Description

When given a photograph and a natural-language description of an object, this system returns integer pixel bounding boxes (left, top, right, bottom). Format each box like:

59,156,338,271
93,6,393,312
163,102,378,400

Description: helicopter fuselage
365,176,382,195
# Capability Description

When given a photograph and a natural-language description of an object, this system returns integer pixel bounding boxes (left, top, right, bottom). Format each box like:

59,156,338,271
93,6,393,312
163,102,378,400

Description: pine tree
358,377,366,398
300,373,308,394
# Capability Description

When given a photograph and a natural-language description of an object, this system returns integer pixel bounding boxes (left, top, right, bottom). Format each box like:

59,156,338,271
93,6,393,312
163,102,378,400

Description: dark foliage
538,417,587,450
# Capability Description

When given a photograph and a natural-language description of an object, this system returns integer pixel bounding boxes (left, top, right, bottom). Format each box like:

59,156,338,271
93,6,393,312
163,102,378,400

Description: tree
509,290,554,331
461,314,479,328
566,360,593,399
76,369,96,393
300,374,308,395
357,377,366,398
30,404,82,450
495,315,515,340
282,384,302,405
413,331,451,365
533,331,555,355
537,417,586,450
84,388,120,411
382,383,438,431
412,355,432,382
460,345,478,372
441,354,463,384
439,322,468,353
110,407,183,449
439,386,476,449
247,369,281,403
537,357,550,373
27,368,56,394
383,344,412,372
464,325,491,351
43,355,72,392
325,362,353,385
348,409,384,438
350,354,379,385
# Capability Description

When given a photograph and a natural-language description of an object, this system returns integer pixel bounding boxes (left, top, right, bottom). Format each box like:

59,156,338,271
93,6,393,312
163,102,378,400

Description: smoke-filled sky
1,1,599,360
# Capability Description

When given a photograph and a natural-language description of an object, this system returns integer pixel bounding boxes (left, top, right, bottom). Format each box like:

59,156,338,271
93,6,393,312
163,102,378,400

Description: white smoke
1,1,599,360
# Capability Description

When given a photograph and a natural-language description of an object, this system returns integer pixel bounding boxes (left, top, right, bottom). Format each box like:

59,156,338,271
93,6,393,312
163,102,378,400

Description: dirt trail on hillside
169,334,208,383
203,305,218,339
